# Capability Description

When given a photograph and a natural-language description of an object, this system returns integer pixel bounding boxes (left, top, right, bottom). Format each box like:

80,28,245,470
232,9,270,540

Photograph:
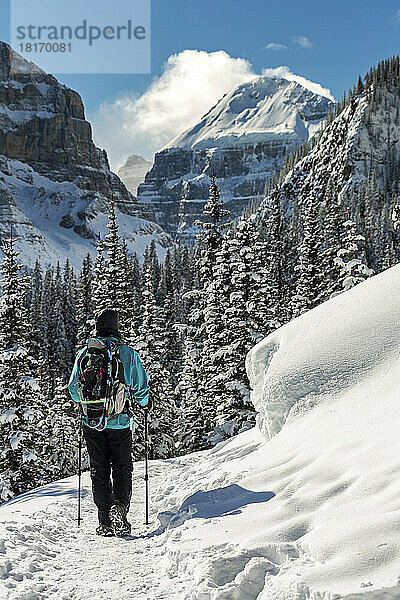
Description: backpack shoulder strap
111,343,125,384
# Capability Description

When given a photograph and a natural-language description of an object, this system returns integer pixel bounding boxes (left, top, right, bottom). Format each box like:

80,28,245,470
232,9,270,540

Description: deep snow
1,265,400,599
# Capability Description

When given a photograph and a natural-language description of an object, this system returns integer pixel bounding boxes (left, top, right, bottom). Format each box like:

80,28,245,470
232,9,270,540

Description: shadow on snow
0,483,88,507
126,484,275,541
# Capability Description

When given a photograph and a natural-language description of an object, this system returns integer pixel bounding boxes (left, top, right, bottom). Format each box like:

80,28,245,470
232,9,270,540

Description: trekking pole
144,408,150,525
77,419,83,527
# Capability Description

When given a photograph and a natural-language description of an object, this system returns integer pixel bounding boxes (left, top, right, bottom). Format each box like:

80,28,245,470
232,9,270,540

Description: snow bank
247,265,400,440
1,266,400,599
156,265,400,598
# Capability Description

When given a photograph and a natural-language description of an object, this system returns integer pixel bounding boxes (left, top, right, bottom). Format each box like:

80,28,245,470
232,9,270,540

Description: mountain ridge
164,76,332,151
0,42,171,268
137,75,333,241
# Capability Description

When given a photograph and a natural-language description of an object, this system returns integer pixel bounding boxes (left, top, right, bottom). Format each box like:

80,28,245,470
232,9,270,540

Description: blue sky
2,0,400,167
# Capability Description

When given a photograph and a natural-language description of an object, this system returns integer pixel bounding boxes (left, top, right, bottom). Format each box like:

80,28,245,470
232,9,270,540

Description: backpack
77,336,131,431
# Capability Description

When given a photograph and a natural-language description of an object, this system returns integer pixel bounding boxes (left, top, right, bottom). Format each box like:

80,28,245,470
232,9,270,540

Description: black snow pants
83,426,133,525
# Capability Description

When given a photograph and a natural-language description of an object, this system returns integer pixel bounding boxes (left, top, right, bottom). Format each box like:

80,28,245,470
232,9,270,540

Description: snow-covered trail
0,461,188,600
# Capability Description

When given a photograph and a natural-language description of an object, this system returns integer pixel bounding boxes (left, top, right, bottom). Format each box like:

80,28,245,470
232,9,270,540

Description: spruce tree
129,253,142,338
253,192,286,333
133,261,176,459
62,259,78,371
180,176,230,448
321,183,344,299
92,234,108,315
334,220,374,292
175,270,206,454
197,175,230,286
27,260,44,361
292,197,324,316
0,347,48,500
117,239,135,338
43,377,77,480
175,320,204,453
200,232,233,441
76,253,94,348
0,233,47,500
214,219,257,438
0,233,29,349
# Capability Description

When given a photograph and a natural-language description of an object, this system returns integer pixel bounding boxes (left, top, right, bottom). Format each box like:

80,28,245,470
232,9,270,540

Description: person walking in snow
68,308,150,537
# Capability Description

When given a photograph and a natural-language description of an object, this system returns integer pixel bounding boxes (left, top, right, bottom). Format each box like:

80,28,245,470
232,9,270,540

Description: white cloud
90,50,256,171
293,36,313,48
261,65,334,101
394,9,400,22
264,42,288,51
90,51,334,173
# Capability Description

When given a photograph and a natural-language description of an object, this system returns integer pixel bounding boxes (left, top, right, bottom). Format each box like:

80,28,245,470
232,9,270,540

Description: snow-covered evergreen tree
62,259,78,371
92,234,108,315
321,182,344,299
174,319,204,453
48,263,69,383
199,233,233,440
133,261,176,459
212,219,257,438
0,346,47,501
252,192,286,335
178,176,230,449
292,197,324,316
334,220,374,292
117,239,135,337
43,376,77,480
0,233,29,349
27,260,44,361
196,175,230,286
103,197,122,308
76,253,93,348
0,234,47,501
39,266,54,362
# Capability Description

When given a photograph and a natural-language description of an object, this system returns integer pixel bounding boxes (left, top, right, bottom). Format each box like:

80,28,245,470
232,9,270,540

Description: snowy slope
164,76,333,151
1,265,400,599
0,156,169,270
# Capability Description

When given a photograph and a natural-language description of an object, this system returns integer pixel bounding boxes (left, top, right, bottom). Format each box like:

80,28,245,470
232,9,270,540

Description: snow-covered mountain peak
138,74,333,240
163,75,334,151
118,154,153,195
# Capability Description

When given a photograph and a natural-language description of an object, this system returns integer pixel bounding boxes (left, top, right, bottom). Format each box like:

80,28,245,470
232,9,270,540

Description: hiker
68,308,150,537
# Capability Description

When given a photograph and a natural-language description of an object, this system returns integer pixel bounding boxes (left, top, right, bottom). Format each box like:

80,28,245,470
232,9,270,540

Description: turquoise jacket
68,337,150,429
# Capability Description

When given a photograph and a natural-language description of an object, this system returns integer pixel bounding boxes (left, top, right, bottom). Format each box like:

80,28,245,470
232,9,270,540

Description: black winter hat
96,309,119,337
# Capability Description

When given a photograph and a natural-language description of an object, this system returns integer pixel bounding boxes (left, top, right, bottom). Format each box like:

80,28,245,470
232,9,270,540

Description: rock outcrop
0,42,170,268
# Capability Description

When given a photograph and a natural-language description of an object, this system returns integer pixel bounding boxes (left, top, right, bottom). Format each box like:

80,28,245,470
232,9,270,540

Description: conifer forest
1,57,400,502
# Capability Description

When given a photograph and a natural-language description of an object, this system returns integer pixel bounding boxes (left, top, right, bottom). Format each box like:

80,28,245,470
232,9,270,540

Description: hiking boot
96,523,114,537
109,501,131,537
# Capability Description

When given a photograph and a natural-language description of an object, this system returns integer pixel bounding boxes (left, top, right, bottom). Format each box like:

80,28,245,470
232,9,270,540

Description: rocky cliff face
118,154,152,196
0,43,170,268
255,79,400,272
137,76,333,240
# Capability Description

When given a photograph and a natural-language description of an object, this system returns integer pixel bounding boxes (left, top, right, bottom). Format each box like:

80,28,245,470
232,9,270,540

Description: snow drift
161,264,400,598
247,263,400,441
1,265,400,599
